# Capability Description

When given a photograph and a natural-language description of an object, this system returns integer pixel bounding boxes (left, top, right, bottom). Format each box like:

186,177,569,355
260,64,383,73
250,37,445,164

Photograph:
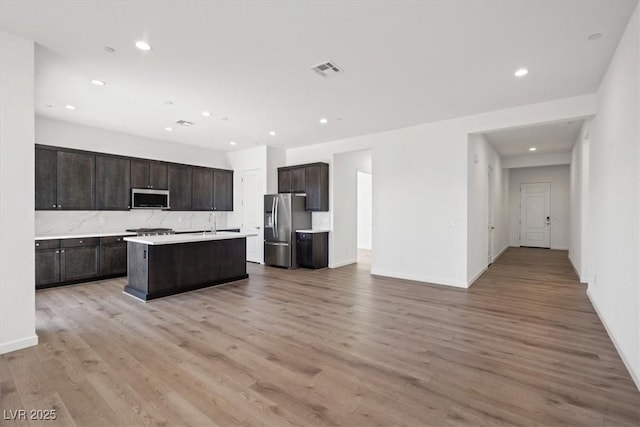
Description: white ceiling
484,120,584,157
1,1,637,152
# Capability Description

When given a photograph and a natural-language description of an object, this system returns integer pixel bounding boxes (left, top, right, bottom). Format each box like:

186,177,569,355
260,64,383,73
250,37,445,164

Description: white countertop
34,227,242,241
124,231,257,246
296,229,331,233
35,231,136,240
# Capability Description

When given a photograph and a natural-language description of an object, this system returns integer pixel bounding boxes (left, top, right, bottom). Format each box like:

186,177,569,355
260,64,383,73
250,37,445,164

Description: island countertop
124,231,257,246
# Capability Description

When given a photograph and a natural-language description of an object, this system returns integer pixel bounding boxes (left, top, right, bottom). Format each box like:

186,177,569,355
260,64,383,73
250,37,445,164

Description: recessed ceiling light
91,79,106,86
529,147,537,152
65,105,77,110
104,46,116,53
135,40,152,51
588,33,602,41
165,127,173,131
229,141,237,146
514,68,529,78
202,111,211,117
319,118,328,124
269,131,277,136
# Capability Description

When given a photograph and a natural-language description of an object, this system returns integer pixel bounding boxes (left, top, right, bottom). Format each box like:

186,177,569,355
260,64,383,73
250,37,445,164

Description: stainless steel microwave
131,188,170,209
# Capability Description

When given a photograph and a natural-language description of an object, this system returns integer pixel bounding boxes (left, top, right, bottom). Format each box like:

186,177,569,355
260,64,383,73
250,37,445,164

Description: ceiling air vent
310,60,343,77
175,120,194,127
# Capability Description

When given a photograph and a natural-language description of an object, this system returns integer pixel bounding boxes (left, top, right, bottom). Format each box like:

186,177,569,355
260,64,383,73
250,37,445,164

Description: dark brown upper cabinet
213,169,233,211
277,163,328,211
168,164,192,210
191,167,214,210
35,147,57,210
96,155,131,210
56,151,96,210
35,145,233,213
130,159,168,190
277,166,305,193
304,163,329,211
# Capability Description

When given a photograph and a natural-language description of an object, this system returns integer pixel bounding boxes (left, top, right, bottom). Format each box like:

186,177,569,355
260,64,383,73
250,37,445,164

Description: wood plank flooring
1,247,638,426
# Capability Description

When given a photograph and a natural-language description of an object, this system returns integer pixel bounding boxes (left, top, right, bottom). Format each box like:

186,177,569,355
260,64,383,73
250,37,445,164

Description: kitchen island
124,231,256,301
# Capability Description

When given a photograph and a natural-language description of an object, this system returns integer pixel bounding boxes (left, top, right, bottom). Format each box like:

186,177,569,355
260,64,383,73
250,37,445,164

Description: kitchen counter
35,231,135,240
295,229,331,233
124,231,256,246
124,231,255,301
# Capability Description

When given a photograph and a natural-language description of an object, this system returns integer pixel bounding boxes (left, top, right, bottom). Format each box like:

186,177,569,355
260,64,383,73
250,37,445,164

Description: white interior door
488,167,494,264
520,182,551,248
242,169,262,263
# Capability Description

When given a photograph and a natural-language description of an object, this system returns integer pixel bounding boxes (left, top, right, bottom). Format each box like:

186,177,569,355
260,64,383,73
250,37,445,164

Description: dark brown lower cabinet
60,239,99,282
100,236,128,276
35,240,61,288
296,232,329,269
35,235,129,289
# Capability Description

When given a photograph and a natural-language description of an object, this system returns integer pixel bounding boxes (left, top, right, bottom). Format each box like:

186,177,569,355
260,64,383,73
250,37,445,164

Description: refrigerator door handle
274,196,278,239
265,241,288,247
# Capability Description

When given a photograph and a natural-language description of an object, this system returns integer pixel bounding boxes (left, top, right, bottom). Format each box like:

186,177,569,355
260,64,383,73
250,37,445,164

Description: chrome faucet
208,212,217,234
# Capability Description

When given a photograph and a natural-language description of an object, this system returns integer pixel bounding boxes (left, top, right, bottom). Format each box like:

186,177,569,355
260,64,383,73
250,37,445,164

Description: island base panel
125,238,248,301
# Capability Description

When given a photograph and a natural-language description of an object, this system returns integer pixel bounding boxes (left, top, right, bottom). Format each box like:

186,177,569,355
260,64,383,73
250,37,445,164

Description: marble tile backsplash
312,212,331,230
35,210,230,236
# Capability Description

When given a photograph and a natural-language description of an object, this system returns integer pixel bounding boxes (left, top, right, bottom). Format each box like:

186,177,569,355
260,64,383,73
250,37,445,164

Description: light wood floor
1,247,639,426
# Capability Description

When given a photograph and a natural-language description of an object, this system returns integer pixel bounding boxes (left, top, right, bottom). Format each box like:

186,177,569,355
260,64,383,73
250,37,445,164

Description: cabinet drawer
61,237,99,248
35,239,60,250
100,235,128,245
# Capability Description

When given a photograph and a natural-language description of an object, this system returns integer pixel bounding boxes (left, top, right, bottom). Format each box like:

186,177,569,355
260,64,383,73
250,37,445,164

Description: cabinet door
100,242,127,276
305,164,329,211
291,167,306,193
56,151,95,210
36,249,60,287
278,169,291,193
60,246,99,281
168,164,192,210
35,148,57,210
130,159,150,188
149,161,168,190
191,167,213,210
213,169,233,211
96,156,131,210
296,234,312,268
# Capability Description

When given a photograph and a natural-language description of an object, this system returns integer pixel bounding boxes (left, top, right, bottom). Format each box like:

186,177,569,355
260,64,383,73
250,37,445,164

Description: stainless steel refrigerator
264,194,311,268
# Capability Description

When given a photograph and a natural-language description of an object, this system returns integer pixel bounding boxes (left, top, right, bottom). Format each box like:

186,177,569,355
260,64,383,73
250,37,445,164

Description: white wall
331,150,372,267
34,117,232,235
357,171,373,250
508,165,570,249
467,134,509,285
266,146,286,194
36,116,230,168
0,31,38,354
569,119,591,282
286,94,595,287
586,4,639,389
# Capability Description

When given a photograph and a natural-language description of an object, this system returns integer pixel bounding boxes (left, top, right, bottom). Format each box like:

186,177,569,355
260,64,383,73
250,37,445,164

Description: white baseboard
551,246,569,250
467,267,486,287
567,254,586,284
0,334,38,355
370,268,468,288
330,259,357,269
586,289,640,391
492,244,509,263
